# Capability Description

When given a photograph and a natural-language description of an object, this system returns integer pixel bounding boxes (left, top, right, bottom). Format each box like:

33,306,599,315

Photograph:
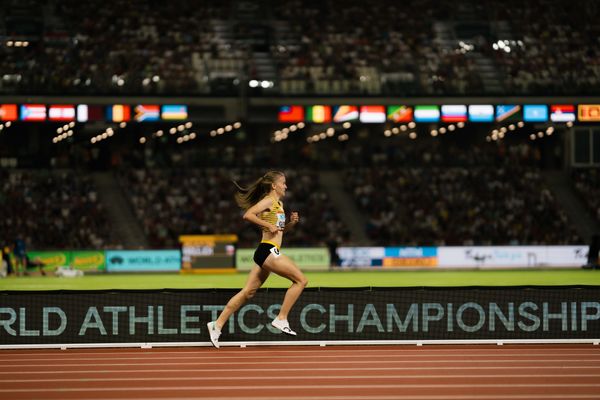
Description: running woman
207,171,308,348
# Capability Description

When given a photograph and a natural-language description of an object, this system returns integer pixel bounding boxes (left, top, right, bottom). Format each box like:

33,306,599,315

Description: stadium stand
116,168,350,249
0,169,114,249
572,168,600,224
0,0,598,252
1,0,598,95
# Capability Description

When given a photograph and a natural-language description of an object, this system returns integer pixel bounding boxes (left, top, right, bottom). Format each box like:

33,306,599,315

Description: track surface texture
1,344,600,399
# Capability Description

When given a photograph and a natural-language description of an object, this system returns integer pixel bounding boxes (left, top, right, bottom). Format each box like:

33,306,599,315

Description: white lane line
3,352,600,362
1,365,599,375
21,393,598,400
2,348,598,357
2,374,600,383
2,383,600,393
28,396,600,400
0,359,598,368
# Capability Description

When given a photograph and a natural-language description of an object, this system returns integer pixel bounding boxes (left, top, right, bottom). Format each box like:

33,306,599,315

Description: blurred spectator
345,165,581,246
116,168,350,248
1,0,598,95
572,168,600,223
0,169,113,250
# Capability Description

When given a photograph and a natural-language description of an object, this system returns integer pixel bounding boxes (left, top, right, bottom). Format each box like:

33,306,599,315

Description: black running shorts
253,242,281,267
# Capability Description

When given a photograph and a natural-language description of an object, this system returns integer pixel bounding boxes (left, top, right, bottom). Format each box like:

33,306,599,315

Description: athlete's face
272,175,287,197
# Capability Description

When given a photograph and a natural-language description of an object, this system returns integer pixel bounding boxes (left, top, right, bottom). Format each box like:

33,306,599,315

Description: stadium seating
572,168,600,223
1,0,598,95
116,168,350,248
344,165,582,246
0,169,114,250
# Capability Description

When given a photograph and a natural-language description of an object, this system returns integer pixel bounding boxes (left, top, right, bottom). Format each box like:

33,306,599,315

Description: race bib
270,246,281,257
276,212,286,229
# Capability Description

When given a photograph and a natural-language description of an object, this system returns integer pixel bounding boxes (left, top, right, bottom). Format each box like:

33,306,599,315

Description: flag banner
359,106,386,123
0,104,18,121
20,104,46,121
495,105,522,122
414,105,440,122
387,106,413,122
134,105,160,122
107,105,131,122
523,105,549,122
578,105,600,122
161,105,188,120
333,105,359,122
48,105,76,121
278,105,304,123
468,105,494,122
441,105,467,122
550,105,576,122
306,105,332,123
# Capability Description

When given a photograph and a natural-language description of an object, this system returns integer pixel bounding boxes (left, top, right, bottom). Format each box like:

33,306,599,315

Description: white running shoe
207,321,221,348
271,318,297,336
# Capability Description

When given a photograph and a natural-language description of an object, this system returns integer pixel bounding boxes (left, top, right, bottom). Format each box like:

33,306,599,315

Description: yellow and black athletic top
259,196,285,232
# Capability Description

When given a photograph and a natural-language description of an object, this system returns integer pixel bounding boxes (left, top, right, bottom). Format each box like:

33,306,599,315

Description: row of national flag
279,104,600,123
0,104,188,122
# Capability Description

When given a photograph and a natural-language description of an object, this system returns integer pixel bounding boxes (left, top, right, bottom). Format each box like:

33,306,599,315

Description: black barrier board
1,287,600,345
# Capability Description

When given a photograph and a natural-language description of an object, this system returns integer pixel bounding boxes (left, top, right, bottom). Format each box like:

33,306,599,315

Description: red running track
1,344,600,400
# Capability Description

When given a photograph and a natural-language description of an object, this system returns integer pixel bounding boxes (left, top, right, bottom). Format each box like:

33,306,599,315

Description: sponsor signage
1,287,599,346
105,250,181,272
337,247,438,268
236,248,330,271
437,246,588,269
337,246,588,269
26,251,106,272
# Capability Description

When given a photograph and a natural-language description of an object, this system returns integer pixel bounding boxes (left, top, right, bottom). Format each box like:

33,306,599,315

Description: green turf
1,269,600,291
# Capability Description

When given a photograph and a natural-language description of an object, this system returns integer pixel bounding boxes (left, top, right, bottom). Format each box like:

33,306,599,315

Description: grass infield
1,269,600,291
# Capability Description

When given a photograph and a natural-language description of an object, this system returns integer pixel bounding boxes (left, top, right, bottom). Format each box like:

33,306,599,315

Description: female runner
207,171,308,348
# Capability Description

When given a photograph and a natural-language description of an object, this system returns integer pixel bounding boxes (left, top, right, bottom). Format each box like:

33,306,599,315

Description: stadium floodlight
249,80,259,88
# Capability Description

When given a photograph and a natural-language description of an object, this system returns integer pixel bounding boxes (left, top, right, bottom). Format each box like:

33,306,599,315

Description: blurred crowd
1,0,598,95
572,168,600,223
0,169,113,250
345,165,582,246
116,168,349,249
